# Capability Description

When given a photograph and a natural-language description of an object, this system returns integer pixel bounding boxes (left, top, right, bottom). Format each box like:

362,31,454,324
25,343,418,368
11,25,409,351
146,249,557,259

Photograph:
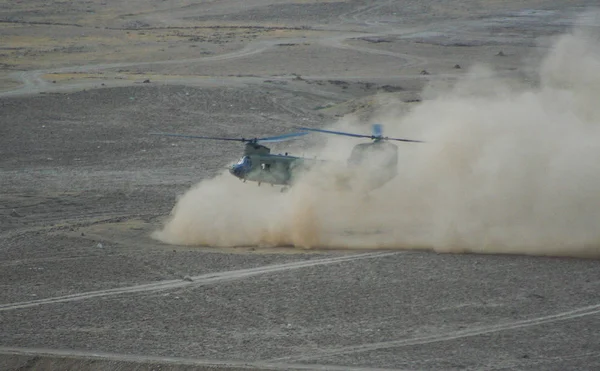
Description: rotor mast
244,142,271,155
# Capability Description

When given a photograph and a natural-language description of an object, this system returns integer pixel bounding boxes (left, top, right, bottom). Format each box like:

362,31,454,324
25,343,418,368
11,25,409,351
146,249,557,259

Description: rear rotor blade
384,137,424,143
297,126,424,143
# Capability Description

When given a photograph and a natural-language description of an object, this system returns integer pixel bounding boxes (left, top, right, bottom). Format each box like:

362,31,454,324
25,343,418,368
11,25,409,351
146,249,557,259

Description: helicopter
295,123,424,191
151,124,423,193
150,131,318,191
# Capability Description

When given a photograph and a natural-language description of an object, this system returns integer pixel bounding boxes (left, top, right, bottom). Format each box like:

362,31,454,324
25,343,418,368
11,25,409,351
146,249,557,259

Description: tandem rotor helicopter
150,123,423,192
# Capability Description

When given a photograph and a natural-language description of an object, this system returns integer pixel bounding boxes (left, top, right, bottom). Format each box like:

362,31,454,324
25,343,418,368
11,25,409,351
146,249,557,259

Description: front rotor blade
295,127,371,139
149,133,247,142
256,132,309,143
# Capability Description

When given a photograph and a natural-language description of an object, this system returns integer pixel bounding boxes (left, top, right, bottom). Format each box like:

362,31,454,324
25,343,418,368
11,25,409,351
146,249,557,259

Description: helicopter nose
229,164,244,178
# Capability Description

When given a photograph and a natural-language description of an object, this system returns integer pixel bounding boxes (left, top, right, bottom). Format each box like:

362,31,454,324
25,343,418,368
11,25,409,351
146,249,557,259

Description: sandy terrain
1,1,600,370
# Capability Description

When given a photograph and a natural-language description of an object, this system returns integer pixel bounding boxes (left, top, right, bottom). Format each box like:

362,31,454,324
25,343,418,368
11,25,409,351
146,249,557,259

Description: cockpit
235,156,251,166
230,156,252,178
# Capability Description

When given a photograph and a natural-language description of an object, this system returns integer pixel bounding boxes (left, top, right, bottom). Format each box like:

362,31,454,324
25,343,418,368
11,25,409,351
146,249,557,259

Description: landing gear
281,187,289,193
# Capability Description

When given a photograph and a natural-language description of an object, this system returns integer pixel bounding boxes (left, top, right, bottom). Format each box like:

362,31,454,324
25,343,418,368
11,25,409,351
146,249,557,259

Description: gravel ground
1,1,599,370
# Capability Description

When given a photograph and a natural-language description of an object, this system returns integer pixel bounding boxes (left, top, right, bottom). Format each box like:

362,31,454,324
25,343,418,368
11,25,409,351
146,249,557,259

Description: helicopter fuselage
229,141,400,191
227,142,314,186
229,153,303,185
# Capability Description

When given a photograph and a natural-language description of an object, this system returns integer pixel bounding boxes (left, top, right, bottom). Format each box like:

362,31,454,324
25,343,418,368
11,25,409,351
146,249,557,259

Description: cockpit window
236,156,250,166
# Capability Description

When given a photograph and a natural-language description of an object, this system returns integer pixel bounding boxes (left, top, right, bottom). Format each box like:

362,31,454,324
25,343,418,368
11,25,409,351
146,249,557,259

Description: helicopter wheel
281,187,289,193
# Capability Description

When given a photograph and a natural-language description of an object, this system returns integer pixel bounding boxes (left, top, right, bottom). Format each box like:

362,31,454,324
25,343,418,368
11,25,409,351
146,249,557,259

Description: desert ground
2,1,600,370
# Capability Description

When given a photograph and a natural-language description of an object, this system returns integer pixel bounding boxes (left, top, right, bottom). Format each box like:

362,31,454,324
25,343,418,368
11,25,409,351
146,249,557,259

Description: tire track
0,346,404,371
270,303,600,362
480,351,600,371
0,212,133,240
318,35,429,69
0,251,396,312
337,1,389,26
1,40,275,98
2,24,432,98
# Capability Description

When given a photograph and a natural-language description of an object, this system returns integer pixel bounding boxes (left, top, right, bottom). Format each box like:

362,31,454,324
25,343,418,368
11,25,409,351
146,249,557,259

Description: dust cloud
153,18,600,258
